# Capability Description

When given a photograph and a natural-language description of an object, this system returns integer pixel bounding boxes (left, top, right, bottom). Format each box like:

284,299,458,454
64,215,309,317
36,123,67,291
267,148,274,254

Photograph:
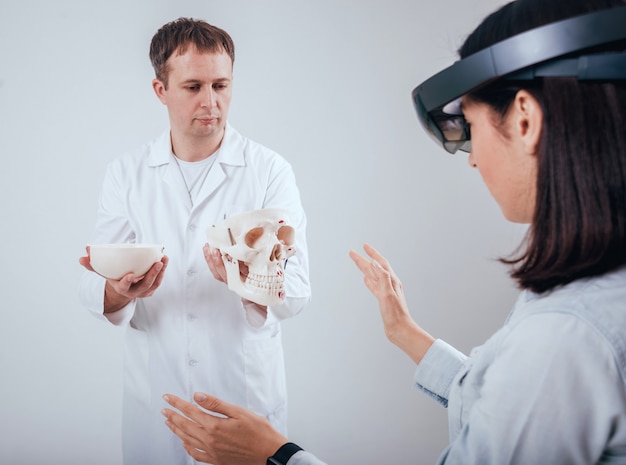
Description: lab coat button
187,269,196,276
189,224,197,231
188,359,198,367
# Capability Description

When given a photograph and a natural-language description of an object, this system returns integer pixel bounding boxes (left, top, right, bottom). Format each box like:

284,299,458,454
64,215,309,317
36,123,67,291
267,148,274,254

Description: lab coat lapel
148,131,194,210
193,124,245,210
194,156,226,208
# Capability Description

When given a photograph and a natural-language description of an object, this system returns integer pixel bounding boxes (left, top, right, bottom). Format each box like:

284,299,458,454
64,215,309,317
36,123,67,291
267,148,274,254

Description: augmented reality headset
412,6,626,154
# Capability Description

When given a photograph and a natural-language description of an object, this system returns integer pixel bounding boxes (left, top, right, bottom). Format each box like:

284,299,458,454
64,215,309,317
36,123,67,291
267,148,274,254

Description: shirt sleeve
78,160,138,326
253,157,312,326
78,270,136,326
413,339,467,407
288,450,329,465
437,312,624,465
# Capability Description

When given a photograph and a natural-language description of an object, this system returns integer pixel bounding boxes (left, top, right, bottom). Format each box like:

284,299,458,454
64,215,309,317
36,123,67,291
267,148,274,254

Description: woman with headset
161,0,626,463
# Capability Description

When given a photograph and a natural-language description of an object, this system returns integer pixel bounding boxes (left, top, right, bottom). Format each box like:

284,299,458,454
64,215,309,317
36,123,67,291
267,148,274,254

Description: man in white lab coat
78,18,311,465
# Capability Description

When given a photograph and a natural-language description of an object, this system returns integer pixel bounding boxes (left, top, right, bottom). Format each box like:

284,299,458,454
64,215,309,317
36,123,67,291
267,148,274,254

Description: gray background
0,0,525,463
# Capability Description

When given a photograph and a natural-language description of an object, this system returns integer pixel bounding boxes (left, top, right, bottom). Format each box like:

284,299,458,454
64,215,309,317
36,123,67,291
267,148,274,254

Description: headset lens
414,92,471,154
432,111,472,154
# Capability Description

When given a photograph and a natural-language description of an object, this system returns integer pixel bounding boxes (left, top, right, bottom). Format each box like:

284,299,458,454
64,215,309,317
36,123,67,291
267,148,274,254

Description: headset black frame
412,6,626,154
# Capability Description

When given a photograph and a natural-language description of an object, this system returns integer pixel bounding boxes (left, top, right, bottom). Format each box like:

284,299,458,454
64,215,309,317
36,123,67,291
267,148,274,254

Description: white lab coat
79,124,311,465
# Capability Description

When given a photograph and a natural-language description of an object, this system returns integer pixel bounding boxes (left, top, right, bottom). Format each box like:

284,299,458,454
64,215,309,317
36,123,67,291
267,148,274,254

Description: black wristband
266,442,303,465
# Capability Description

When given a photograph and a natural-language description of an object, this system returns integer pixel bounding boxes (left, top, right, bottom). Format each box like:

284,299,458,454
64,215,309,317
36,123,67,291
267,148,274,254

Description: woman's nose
468,151,477,168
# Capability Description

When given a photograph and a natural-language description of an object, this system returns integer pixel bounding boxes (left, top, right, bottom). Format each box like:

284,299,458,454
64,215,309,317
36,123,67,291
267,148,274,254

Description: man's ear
512,90,543,155
152,78,167,105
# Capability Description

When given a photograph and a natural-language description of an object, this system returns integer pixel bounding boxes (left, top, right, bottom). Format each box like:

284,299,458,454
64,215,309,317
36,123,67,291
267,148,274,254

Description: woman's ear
512,90,543,155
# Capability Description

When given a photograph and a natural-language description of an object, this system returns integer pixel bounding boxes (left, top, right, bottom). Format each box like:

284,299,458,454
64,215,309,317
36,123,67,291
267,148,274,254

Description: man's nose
201,87,216,108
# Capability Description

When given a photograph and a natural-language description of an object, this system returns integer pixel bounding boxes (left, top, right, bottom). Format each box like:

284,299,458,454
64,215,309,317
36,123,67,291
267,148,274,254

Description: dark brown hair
461,0,626,293
149,17,235,88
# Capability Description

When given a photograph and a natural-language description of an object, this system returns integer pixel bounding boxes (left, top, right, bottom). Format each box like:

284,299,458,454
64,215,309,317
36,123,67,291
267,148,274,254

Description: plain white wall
0,0,525,463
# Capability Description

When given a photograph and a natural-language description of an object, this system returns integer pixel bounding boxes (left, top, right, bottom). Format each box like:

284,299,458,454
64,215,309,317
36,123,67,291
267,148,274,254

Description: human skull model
206,208,296,306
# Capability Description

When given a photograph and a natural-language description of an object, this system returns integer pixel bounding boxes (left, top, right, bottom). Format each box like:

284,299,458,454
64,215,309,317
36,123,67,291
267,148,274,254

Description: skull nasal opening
270,243,282,261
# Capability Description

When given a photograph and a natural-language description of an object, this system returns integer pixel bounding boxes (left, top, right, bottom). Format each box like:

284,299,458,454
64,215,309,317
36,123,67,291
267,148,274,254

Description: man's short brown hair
149,17,235,88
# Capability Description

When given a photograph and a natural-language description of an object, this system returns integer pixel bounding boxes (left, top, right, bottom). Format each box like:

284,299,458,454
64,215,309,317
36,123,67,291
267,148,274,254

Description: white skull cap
206,208,296,306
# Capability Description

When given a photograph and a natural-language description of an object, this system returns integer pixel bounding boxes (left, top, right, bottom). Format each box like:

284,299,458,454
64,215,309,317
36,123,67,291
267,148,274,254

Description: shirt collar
147,122,245,167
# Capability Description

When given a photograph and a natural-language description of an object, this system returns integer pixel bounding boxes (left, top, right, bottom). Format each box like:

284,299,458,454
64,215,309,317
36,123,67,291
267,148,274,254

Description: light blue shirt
415,266,626,464
287,267,626,465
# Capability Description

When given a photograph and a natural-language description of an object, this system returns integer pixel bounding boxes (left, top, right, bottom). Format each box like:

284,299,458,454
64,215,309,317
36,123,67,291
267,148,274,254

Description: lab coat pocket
243,330,286,417
221,204,257,220
123,327,151,405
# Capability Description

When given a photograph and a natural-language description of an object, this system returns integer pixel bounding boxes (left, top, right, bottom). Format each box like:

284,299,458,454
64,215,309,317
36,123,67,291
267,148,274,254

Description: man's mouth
197,116,217,124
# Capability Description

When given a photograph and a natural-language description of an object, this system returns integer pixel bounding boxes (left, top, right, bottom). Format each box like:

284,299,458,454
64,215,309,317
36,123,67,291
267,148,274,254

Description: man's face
153,47,233,148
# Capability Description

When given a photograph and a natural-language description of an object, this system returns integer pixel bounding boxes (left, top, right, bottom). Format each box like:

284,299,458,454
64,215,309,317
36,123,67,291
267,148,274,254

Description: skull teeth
245,273,286,293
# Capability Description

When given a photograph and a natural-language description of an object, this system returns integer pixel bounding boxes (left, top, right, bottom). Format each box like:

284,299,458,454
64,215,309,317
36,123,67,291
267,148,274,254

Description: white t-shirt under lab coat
79,123,311,465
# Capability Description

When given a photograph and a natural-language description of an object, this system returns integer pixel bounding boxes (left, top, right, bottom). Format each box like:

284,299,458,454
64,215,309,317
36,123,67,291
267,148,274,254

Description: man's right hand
79,246,169,314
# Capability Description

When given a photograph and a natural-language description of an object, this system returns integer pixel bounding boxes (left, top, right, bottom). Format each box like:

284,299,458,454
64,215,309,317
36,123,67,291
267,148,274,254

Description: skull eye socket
277,226,295,245
245,227,265,247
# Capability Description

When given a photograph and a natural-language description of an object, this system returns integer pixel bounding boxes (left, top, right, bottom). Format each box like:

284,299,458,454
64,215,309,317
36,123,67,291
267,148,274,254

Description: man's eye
187,85,200,91
213,84,227,90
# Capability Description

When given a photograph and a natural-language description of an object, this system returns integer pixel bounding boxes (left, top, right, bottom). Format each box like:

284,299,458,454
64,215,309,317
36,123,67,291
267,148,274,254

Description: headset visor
411,6,626,154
